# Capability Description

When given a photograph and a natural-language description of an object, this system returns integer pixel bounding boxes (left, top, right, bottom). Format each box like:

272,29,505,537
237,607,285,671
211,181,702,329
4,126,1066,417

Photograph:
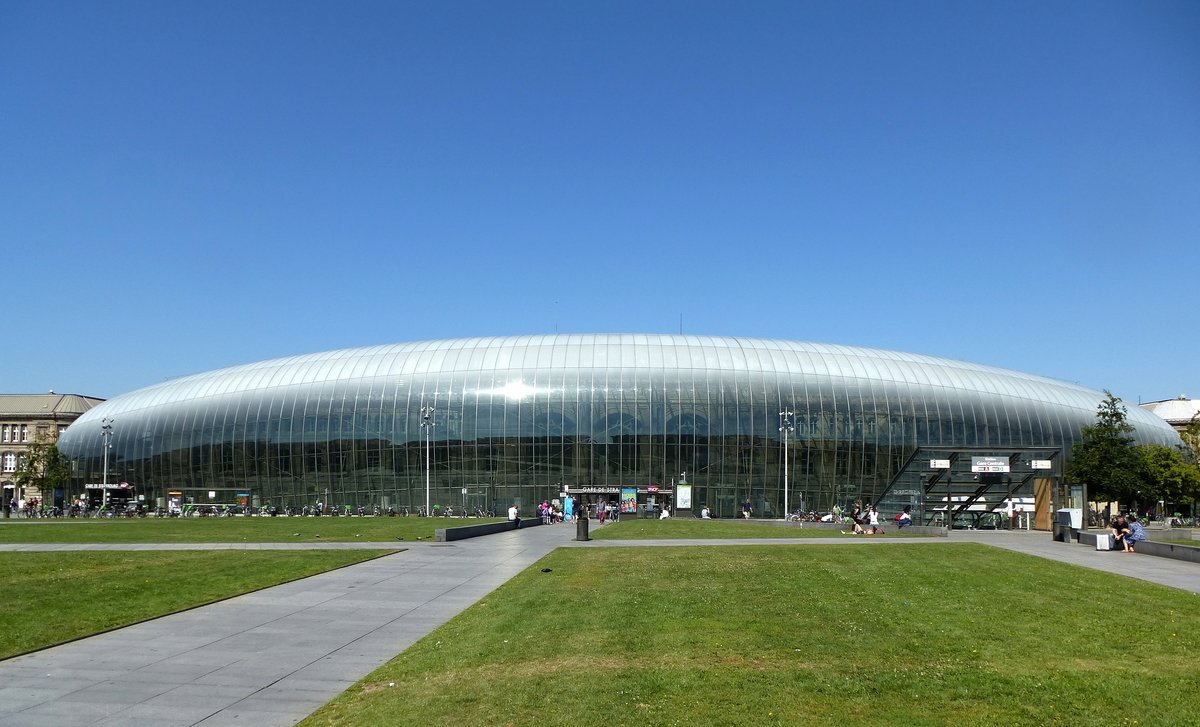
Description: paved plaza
0,524,1196,726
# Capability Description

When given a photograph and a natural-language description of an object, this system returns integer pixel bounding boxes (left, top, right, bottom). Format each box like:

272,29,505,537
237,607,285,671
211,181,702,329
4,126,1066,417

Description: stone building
1140,395,1200,435
1,392,105,504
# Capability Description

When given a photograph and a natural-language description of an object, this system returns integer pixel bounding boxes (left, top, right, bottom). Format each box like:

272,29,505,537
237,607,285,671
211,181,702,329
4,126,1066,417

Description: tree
1180,414,1200,465
1137,443,1200,507
14,432,72,503
1066,391,1142,505
1176,413,1200,517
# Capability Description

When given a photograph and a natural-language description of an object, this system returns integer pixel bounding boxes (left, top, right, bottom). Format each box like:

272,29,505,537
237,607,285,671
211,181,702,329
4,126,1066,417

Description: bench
435,518,544,542
1077,530,1200,564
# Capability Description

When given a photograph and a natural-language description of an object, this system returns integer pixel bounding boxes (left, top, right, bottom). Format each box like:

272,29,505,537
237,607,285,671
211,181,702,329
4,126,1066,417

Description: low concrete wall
1137,540,1200,563
435,518,543,542
1078,530,1200,564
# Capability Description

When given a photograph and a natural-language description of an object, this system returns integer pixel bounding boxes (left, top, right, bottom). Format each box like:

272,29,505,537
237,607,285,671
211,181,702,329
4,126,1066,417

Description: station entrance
83,482,138,513
875,447,1075,530
566,485,675,520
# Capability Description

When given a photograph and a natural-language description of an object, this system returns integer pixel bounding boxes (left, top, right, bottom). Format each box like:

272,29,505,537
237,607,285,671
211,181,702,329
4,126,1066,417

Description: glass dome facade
57,334,1178,516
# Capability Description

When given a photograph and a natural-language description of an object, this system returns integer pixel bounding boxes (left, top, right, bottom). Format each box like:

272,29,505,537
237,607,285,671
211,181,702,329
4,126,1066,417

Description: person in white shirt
507,504,520,528
659,505,671,520
701,505,712,519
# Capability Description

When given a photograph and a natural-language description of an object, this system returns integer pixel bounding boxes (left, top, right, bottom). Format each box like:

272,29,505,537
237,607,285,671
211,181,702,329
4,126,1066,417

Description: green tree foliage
1180,414,1200,465
14,432,71,498
1137,443,1200,505
1171,414,1200,515
1067,391,1142,503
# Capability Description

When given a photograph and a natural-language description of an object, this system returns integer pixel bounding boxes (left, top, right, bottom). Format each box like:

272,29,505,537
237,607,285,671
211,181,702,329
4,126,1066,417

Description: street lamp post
100,417,114,508
779,410,794,519
420,406,435,517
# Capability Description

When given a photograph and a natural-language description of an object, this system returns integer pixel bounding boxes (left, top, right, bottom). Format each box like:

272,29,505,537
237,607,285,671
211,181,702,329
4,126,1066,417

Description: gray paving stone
230,693,331,713
194,708,298,726
4,698,131,721
92,717,198,727
0,712,105,727
99,702,221,723
55,678,177,705
129,661,223,682
0,689,67,715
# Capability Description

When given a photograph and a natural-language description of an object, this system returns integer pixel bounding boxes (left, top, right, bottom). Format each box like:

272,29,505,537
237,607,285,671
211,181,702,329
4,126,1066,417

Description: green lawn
0,516,501,543
592,518,917,539
1151,536,1200,547
303,544,1198,727
0,549,394,659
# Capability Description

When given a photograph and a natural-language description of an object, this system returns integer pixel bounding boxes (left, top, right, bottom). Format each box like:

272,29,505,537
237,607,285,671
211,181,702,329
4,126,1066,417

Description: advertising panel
677,485,692,509
620,487,637,513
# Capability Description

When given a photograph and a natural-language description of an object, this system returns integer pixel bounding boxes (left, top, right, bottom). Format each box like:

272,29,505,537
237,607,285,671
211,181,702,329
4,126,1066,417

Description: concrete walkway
0,523,576,727
2,524,1197,726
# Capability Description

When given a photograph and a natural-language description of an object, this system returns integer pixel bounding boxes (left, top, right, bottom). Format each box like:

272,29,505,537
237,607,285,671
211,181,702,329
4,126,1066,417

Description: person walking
742,498,753,519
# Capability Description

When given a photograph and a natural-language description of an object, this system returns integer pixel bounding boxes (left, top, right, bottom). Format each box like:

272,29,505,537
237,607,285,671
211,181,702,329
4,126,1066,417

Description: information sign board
971,456,1010,473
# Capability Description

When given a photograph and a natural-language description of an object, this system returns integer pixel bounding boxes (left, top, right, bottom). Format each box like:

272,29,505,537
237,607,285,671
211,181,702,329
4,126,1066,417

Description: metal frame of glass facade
57,335,1179,517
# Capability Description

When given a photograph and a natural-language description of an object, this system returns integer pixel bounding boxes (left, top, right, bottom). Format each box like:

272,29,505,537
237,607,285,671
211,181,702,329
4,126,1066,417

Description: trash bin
575,515,589,541
1054,510,1075,542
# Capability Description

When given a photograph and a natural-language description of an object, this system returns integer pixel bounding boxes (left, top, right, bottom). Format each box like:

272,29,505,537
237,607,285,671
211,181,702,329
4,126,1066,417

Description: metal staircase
875,447,1061,527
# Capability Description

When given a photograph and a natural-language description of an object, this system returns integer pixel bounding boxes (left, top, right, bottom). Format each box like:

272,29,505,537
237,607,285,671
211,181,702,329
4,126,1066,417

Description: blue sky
3,0,1197,404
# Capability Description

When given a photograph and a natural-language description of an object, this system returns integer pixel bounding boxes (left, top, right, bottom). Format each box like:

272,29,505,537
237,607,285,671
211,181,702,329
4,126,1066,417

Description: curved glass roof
69,334,1172,437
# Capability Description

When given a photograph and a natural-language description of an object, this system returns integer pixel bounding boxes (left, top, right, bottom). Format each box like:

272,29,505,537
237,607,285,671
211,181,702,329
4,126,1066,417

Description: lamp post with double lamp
100,417,114,508
420,406,435,517
779,410,794,519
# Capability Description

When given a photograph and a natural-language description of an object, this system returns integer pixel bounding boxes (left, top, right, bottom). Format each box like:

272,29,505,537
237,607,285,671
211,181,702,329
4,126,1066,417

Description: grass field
303,543,1198,727
0,516,501,543
1153,536,1200,547
0,549,395,659
592,518,918,540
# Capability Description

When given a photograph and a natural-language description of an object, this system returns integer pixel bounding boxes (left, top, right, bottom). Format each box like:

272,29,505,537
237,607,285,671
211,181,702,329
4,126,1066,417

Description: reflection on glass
58,335,1179,517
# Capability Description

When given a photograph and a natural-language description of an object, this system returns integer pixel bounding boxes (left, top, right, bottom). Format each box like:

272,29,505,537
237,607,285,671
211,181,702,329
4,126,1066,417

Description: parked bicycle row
2,499,500,519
